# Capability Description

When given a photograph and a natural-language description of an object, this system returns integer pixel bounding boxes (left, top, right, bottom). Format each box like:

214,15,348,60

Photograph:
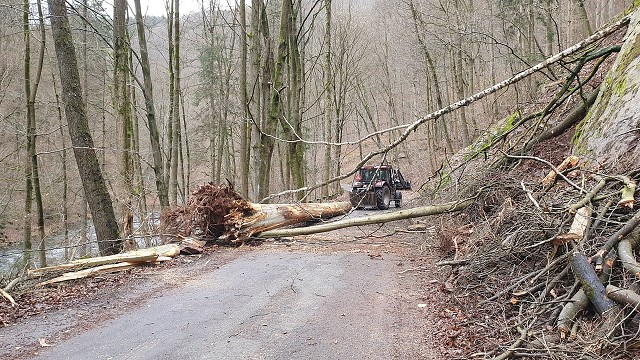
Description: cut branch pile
438,160,640,358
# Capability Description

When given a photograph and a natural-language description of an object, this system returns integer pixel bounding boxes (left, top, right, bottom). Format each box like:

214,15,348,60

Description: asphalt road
29,251,399,360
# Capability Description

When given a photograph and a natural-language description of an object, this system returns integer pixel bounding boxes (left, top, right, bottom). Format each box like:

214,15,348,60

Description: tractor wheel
394,191,402,208
376,186,391,210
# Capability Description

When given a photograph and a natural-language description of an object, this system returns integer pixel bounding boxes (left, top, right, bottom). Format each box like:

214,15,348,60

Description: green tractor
349,165,411,210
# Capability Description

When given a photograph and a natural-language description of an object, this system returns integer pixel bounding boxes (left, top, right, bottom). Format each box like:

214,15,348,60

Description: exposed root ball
160,183,254,240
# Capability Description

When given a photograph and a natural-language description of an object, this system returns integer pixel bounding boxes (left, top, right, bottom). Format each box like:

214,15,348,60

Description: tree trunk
133,0,169,209
129,63,148,229
573,0,592,38
79,0,89,258
52,72,69,260
256,1,275,201
181,95,190,196
22,0,34,268
24,0,48,267
169,0,182,205
408,0,452,153
574,8,640,168
165,0,175,204
114,0,134,242
239,0,250,199
47,0,121,255
281,0,304,199
321,0,333,199
249,0,264,201
262,0,292,202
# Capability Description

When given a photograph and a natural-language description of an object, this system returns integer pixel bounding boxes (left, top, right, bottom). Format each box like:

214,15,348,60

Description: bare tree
47,0,121,255
133,0,169,208
238,0,250,198
170,0,183,205
321,0,332,199
113,0,134,241
23,0,47,267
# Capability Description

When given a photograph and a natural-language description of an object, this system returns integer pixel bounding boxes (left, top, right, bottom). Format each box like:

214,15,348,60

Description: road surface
27,251,401,359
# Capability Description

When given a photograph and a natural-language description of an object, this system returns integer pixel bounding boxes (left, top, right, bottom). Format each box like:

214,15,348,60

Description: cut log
36,262,138,286
558,249,616,336
553,206,592,246
257,198,474,238
570,251,616,315
179,237,206,255
27,244,180,278
557,288,590,337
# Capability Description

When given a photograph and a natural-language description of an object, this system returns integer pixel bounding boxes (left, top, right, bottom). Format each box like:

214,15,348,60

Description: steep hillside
423,9,640,359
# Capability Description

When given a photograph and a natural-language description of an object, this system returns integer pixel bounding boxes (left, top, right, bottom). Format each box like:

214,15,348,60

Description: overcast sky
101,0,209,17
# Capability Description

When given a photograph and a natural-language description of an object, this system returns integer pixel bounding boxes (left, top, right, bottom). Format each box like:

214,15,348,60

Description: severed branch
569,176,607,212
617,228,640,278
504,153,585,193
541,155,579,187
571,175,635,213
492,327,528,360
614,175,637,209
606,285,640,308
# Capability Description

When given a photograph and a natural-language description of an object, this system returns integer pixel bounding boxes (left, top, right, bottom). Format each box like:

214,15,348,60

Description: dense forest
0,0,632,265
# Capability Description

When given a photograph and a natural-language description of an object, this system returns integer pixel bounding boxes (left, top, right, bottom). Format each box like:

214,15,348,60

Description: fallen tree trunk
257,198,474,238
27,244,180,278
225,202,353,241
161,183,352,243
